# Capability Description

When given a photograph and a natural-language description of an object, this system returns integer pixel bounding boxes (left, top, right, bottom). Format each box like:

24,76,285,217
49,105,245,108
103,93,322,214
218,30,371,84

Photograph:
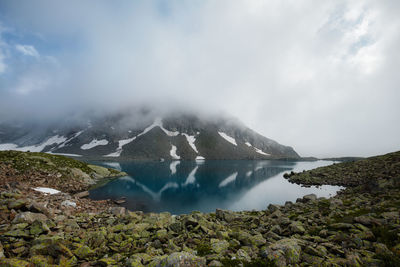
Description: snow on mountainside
0,113,299,160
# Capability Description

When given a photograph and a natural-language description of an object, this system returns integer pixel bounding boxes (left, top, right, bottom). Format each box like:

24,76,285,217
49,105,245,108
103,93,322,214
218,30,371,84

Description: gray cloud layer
0,0,399,157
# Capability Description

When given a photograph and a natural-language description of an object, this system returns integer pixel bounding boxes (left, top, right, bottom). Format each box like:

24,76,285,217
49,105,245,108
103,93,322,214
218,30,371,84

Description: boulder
302,194,317,202
264,238,302,266
74,191,89,198
210,239,229,254
154,252,206,267
12,212,48,224
289,221,305,234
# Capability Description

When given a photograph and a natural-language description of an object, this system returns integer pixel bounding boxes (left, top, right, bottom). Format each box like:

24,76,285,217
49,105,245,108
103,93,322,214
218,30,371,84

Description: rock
29,220,50,235
0,258,30,267
12,212,48,224
271,224,282,235
236,249,251,261
208,260,223,267
169,222,182,233
374,243,393,255
250,234,267,247
216,209,236,222
302,194,317,202
27,201,52,217
381,211,399,220
74,191,89,198
265,238,302,266
267,204,281,213
61,200,77,208
74,244,94,260
154,252,206,267
109,206,126,216
210,239,229,253
289,221,305,234
114,198,126,205
353,215,381,226
8,199,28,210
329,198,343,206
329,223,354,230
0,242,4,258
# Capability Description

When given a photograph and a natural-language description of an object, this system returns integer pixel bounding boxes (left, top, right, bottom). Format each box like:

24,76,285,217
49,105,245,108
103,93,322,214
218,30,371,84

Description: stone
74,191,89,198
267,238,302,266
12,212,48,224
74,244,94,260
381,211,399,220
27,201,52,217
169,222,182,232
8,199,28,210
302,194,317,202
216,209,236,222
154,252,206,267
329,223,354,230
208,260,223,267
250,234,267,247
109,206,126,216
210,239,229,253
236,249,251,261
267,204,281,213
0,258,30,267
29,220,50,235
289,221,305,234
61,200,77,208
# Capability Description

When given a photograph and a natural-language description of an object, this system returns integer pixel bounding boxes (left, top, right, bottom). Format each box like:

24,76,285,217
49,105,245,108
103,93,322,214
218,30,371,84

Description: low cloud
0,0,399,157
15,44,40,58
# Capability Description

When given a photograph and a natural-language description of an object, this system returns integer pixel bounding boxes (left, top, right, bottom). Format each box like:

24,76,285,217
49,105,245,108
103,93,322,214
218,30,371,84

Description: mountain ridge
0,112,299,160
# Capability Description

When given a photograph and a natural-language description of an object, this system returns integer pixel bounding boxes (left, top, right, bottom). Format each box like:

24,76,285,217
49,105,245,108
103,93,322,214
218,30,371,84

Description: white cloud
15,44,40,58
0,1,399,157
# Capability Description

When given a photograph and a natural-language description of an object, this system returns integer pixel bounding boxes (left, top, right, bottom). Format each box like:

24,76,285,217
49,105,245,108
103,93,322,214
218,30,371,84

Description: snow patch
81,139,109,150
183,166,198,186
246,171,253,177
105,118,179,157
103,162,121,170
0,143,19,150
170,161,180,175
0,135,67,153
254,147,270,156
182,133,198,153
48,152,82,157
245,142,270,156
33,187,61,195
218,132,237,146
170,145,180,159
219,172,238,188
142,118,179,137
196,156,205,160
57,131,84,149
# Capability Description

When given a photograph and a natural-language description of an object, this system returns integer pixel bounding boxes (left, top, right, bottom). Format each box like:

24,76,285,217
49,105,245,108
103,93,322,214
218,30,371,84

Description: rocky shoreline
0,151,399,266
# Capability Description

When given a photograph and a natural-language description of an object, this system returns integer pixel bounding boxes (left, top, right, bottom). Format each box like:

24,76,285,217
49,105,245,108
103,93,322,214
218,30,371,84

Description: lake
89,160,343,214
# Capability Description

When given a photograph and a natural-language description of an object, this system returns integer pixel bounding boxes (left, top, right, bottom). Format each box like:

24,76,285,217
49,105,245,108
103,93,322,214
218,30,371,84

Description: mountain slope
0,113,299,160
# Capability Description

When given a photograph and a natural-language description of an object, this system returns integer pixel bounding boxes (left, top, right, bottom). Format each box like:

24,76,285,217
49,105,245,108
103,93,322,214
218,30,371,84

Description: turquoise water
89,160,343,214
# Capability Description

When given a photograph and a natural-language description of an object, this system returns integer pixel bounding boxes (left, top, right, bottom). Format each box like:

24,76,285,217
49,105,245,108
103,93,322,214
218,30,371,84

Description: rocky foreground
0,151,400,266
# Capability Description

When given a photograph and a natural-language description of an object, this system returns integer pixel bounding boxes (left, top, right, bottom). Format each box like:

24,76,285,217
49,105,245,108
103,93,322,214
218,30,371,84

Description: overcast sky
0,0,399,158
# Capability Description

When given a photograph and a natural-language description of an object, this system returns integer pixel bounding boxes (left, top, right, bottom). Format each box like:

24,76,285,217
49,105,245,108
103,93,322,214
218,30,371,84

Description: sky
0,0,399,158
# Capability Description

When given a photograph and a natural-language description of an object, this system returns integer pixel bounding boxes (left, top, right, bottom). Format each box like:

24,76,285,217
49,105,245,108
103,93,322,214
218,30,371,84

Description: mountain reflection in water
89,160,343,214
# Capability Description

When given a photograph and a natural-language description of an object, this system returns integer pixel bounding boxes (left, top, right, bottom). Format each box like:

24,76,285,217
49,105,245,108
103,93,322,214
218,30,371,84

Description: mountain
0,112,299,160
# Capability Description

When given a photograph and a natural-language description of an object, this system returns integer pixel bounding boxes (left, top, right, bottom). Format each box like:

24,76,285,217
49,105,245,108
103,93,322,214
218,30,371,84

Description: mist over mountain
0,109,299,160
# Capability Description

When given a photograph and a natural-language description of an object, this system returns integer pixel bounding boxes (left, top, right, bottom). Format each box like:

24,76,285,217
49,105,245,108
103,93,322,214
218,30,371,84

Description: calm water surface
89,160,343,214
